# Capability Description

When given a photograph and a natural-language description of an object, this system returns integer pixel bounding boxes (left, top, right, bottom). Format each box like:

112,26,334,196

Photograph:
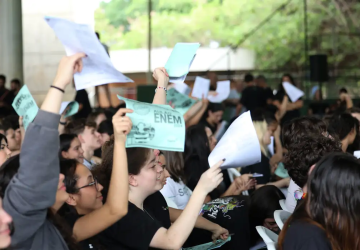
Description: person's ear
78,134,85,144
66,194,77,206
61,151,69,159
308,164,316,175
129,175,138,187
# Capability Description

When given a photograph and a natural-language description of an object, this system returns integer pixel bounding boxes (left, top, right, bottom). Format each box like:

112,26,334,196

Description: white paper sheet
268,136,275,156
45,16,133,90
207,80,230,103
192,76,210,99
215,121,227,141
173,82,192,96
354,151,360,159
208,111,261,169
282,82,304,102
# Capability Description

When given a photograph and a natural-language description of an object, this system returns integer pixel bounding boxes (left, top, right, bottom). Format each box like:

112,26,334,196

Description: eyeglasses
76,176,99,191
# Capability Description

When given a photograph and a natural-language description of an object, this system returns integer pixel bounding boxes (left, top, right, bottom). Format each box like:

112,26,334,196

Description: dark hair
2,115,20,131
347,107,360,115
0,75,5,83
87,111,105,124
97,120,113,136
92,138,151,200
65,119,97,135
282,117,342,187
339,87,348,94
256,75,266,81
0,133,7,144
59,159,79,194
163,151,185,183
327,113,359,141
183,125,211,189
279,73,295,92
59,134,78,159
279,153,360,250
204,102,224,119
0,155,79,250
249,186,285,244
282,116,327,149
10,79,21,86
244,74,254,83
95,32,100,39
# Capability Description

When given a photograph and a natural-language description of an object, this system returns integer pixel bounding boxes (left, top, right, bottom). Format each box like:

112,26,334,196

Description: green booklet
183,236,231,250
166,88,197,115
118,96,185,152
12,85,39,130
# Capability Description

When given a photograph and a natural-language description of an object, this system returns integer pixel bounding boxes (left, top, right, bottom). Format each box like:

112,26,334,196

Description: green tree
95,0,360,70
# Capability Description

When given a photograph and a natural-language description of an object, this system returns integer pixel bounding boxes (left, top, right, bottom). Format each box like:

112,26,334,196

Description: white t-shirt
160,178,192,210
285,179,302,212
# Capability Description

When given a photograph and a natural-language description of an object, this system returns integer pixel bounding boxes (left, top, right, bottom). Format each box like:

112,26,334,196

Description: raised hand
53,53,86,89
112,108,133,144
153,67,169,87
197,159,225,194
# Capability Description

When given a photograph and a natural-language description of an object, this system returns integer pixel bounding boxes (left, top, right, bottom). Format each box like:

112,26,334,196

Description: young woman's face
55,173,69,205
263,218,280,234
205,127,217,152
0,197,12,249
62,137,84,163
282,76,291,83
100,133,111,146
70,164,104,214
0,139,11,166
5,129,19,151
208,110,223,125
133,150,164,193
158,154,170,188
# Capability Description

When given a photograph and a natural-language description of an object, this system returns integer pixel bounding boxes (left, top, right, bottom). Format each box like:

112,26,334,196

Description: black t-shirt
65,213,100,250
282,220,332,250
98,201,162,250
263,87,274,102
144,191,171,229
275,90,301,126
75,89,92,119
241,153,271,185
240,86,267,112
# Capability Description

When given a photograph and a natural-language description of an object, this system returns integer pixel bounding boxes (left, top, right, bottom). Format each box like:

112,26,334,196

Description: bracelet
50,85,65,93
155,86,167,94
59,121,67,125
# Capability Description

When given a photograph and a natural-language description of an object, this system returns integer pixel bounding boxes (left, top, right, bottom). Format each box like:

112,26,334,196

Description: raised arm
169,208,229,241
73,108,132,241
150,160,224,249
152,67,169,105
4,53,86,246
186,99,209,127
183,100,203,122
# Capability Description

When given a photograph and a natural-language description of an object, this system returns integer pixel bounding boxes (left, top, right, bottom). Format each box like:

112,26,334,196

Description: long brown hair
163,151,185,183
92,138,151,200
278,153,360,250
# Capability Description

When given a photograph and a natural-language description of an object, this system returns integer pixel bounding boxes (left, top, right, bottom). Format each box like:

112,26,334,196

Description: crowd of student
0,53,359,250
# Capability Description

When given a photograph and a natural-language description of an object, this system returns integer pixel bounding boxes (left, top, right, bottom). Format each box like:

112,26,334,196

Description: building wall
21,0,96,105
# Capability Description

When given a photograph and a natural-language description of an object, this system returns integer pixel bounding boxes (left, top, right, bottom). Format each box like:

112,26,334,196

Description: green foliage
95,0,360,69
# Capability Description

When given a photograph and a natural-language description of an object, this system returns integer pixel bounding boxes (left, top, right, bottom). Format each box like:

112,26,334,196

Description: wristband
50,85,65,93
155,86,167,94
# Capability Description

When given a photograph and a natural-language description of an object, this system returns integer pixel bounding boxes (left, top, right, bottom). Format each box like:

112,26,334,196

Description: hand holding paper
208,111,261,169
207,80,231,103
282,82,304,102
12,85,39,130
165,43,200,84
45,16,133,90
118,96,185,152
192,76,210,99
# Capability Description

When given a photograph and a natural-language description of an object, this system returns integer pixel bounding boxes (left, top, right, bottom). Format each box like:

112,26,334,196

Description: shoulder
283,220,331,250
